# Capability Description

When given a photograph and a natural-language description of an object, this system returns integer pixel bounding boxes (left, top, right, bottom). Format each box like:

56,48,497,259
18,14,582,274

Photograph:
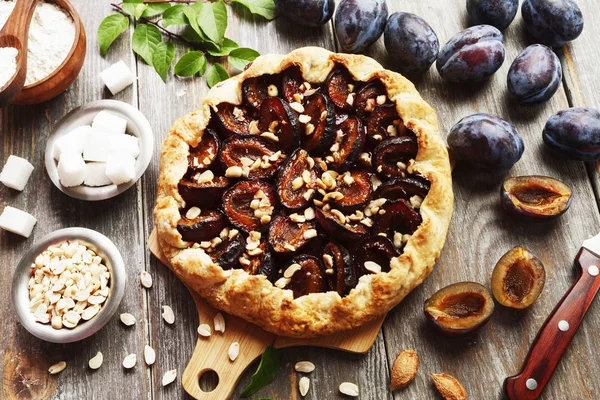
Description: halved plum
375,176,430,201
284,255,326,298
373,137,418,178
213,103,251,137
323,242,356,296
188,128,220,170
178,175,230,208
315,207,369,242
258,97,301,153
301,93,336,155
277,149,317,210
501,176,572,219
242,75,279,113
373,199,422,236
325,67,356,111
356,236,398,277
331,170,373,212
210,232,246,270
220,135,285,179
367,104,409,145
222,180,277,232
356,81,388,118
177,209,228,243
326,116,366,171
281,67,305,104
268,213,317,254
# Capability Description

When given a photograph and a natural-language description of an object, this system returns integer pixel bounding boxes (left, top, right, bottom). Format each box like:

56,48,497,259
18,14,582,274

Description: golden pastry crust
154,47,453,338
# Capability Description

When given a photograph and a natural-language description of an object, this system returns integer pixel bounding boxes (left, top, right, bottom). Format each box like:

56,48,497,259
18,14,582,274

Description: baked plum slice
284,255,326,298
367,104,408,145
242,75,279,113
326,116,366,171
373,136,418,178
325,67,356,111
331,170,373,212
222,180,277,232
281,67,305,104
213,103,251,137
356,81,388,117
188,128,220,170
268,213,317,254
177,209,228,243
373,199,422,236
220,135,285,179
501,176,572,219
315,207,369,242
210,232,246,270
424,282,495,335
242,240,276,281
323,242,357,296
178,175,230,208
302,93,336,155
258,97,301,153
356,236,398,277
375,176,430,201
277,149,317,210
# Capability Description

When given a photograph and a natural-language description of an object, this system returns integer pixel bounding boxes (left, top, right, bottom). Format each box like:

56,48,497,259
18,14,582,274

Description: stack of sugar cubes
0,155,37,237
54,111,139,187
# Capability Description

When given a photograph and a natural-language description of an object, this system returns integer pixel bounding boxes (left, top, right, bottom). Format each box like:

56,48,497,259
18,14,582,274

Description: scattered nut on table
391,349,419,390
431,373,467,400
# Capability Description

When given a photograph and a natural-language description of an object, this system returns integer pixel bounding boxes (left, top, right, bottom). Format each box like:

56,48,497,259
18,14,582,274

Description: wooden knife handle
504,248,600,400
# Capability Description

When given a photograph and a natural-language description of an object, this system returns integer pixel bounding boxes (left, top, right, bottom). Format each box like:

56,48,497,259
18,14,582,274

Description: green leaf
206,38,239,57
231,0,277,20
228,47,260,70
152,42,176,82
122,3,148,20
162,5,187,27
181,25,205,44
97,14,129,57
174,51,207,77
132,24,162,66
240,346,280,397
142,3,172,18
183,6,209,42
196,0,227,46
206,63,229,88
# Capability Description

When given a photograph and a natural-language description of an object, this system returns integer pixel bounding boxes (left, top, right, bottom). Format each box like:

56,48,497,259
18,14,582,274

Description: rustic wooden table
2,1,600,399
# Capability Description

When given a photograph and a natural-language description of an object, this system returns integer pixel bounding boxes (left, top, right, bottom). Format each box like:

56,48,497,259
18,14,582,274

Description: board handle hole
199,369,219,393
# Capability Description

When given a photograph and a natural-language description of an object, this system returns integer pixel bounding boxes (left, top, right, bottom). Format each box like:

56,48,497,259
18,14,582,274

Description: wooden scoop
0,0,40,108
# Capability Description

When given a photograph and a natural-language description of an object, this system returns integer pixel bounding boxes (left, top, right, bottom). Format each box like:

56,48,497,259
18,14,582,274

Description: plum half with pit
507,45,562,105
330,170,373,212
356,236,398,277
491,246,546,309
222,180,278,232
268,213,316,254
522,0,584,47
177,209,229,243
424,282,495,335
334,0,388,54
188,128,219,170
283,255,327,298
277,149,317,210
373,136,418,178
543,107,600,161
375,176,430,201
323,242,357,296
326,116,366,171
212,103,251,137
258,97,301,153
448,113,524,170
366,104,409,147
501,175,572,219
301,93,336,155
467,0,518,31
210,232,246,270
220,135,286,179
274,0,335,27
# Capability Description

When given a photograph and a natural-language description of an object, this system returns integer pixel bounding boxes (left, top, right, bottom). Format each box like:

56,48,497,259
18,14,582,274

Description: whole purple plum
436,25,505,83
335,0,388,54
384,12,439,75
522,0,584,47
448,113,524,170
467,0,518,31
274,0,335,27
507,44,562,105
543,107,600,161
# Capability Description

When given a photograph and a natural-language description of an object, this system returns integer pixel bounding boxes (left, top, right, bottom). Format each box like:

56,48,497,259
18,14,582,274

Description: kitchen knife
504,232,600,399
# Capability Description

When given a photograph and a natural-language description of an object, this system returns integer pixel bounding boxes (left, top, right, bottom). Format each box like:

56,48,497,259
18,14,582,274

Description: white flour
0,1,76,85
0,46,18,88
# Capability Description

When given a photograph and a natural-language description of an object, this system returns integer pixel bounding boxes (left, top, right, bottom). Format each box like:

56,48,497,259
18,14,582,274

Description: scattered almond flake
343,174,355,186
298,114,311,124
214,313,226,333
284,263,302,278
330,142,340,153
364,261,382,274
260,215,271,224
144,345,156,366
89,352,103,370
304,88,317,97
346,93,355,106
195,170,214,184
325,268,334,275
232,107,245,121
267,84,278,97
290,102,305,113
248,247,264,256
293,93,304,103
228,342,240,361
303,229,318,240
162,369,178,386
320,110,328,120
261,131,279,142
410,195,423,209
292,176,304,191
402,234,411,245
295,361,315,373
339,382,359,397
225,166,243,178
397,161,407,171
140,271,153,288
122,353,137,369
242,166,251,178
48,361,67,375
376,94,386,105
197,323,212,337
249,120,260,135
331,209,347,224
313,199,324,207
304,207,315,220
284,243,296,252
299,376,310,397
379,209,386,215
387,124,398,137
371,175,382,190
303,189,315,201
302,170,312,184
393,232,403,248
290,213,306,223
275,277,290,288
322,254,334,268
303,81,312,90
162,305,175,325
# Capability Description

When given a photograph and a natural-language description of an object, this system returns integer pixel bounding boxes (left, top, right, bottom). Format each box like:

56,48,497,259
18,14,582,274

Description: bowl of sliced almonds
12,228,126,343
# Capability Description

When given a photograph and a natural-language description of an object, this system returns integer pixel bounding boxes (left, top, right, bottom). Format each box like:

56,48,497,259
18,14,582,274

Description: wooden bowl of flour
12,0,86,105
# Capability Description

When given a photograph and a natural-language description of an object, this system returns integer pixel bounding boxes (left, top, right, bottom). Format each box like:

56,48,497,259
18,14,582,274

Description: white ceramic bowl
44,99,153,201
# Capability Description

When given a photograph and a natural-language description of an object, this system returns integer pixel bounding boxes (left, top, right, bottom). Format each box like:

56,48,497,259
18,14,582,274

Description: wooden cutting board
148,229,385,399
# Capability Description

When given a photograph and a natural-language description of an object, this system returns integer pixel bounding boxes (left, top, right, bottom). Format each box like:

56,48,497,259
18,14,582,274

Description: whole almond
391,349,419,390
431,373,467,400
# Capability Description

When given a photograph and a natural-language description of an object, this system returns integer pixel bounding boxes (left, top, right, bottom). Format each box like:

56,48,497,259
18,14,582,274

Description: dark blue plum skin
543,107,600,161
334,0,388,54
448,113,524,170
522,0,584,47
507,44,562,105
274,0,335,27
467,0,518,31
436,25,505,83
384,12,439,75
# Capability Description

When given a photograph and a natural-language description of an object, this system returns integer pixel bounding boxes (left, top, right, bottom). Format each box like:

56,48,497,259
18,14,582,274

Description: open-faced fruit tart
154,47,453,337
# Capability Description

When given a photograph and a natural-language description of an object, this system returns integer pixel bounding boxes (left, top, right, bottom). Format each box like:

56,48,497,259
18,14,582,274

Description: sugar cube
52,125,92,160
111,134,140,158
58,152,85,187
83,131,114,162
83,162,112,187
92,111,127,135
105,154,136,185
0,155,34,191
100,60,135,95
0,206,37,237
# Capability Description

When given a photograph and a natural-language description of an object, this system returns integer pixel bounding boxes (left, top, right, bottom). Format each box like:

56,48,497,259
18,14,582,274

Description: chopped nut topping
298,114,311,124
387,124,398,137
233,107,245,121
267,84,278,97
293,93,304,103
284,263,302,278
346,93,355,106
323,254,334,268
410,195,423,209
290,213,306,223
376,95,386,105
284,243,296,252
347,84,355,92
186,207,201,220
249,120,260,135
364,261,382,273
290,102,305,113
303,229,318,239
225,166,243,178
292,177,305,191
303,189,315,201
302,170,312,184
275,277,290,288
305,123,315,136
195,170,214,184
331,209,347,224
261,132,280,142
304,207,315,220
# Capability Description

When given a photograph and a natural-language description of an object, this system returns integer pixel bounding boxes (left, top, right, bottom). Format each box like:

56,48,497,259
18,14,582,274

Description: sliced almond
214,313,226,333
364,261,382,274
339,382,359,397
228,342,239,361
81,304,101,321
48,361,66,375
89,352,103,370
431,373,467,400
295,361,315,373
284,263,302,278
162,305,175,325
185,206,202,220
391,349,419,390
197,323,211,337
299,376,310,397
122,353,137,369
144,345,156,366
120,312,136,326
162,369,177,386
